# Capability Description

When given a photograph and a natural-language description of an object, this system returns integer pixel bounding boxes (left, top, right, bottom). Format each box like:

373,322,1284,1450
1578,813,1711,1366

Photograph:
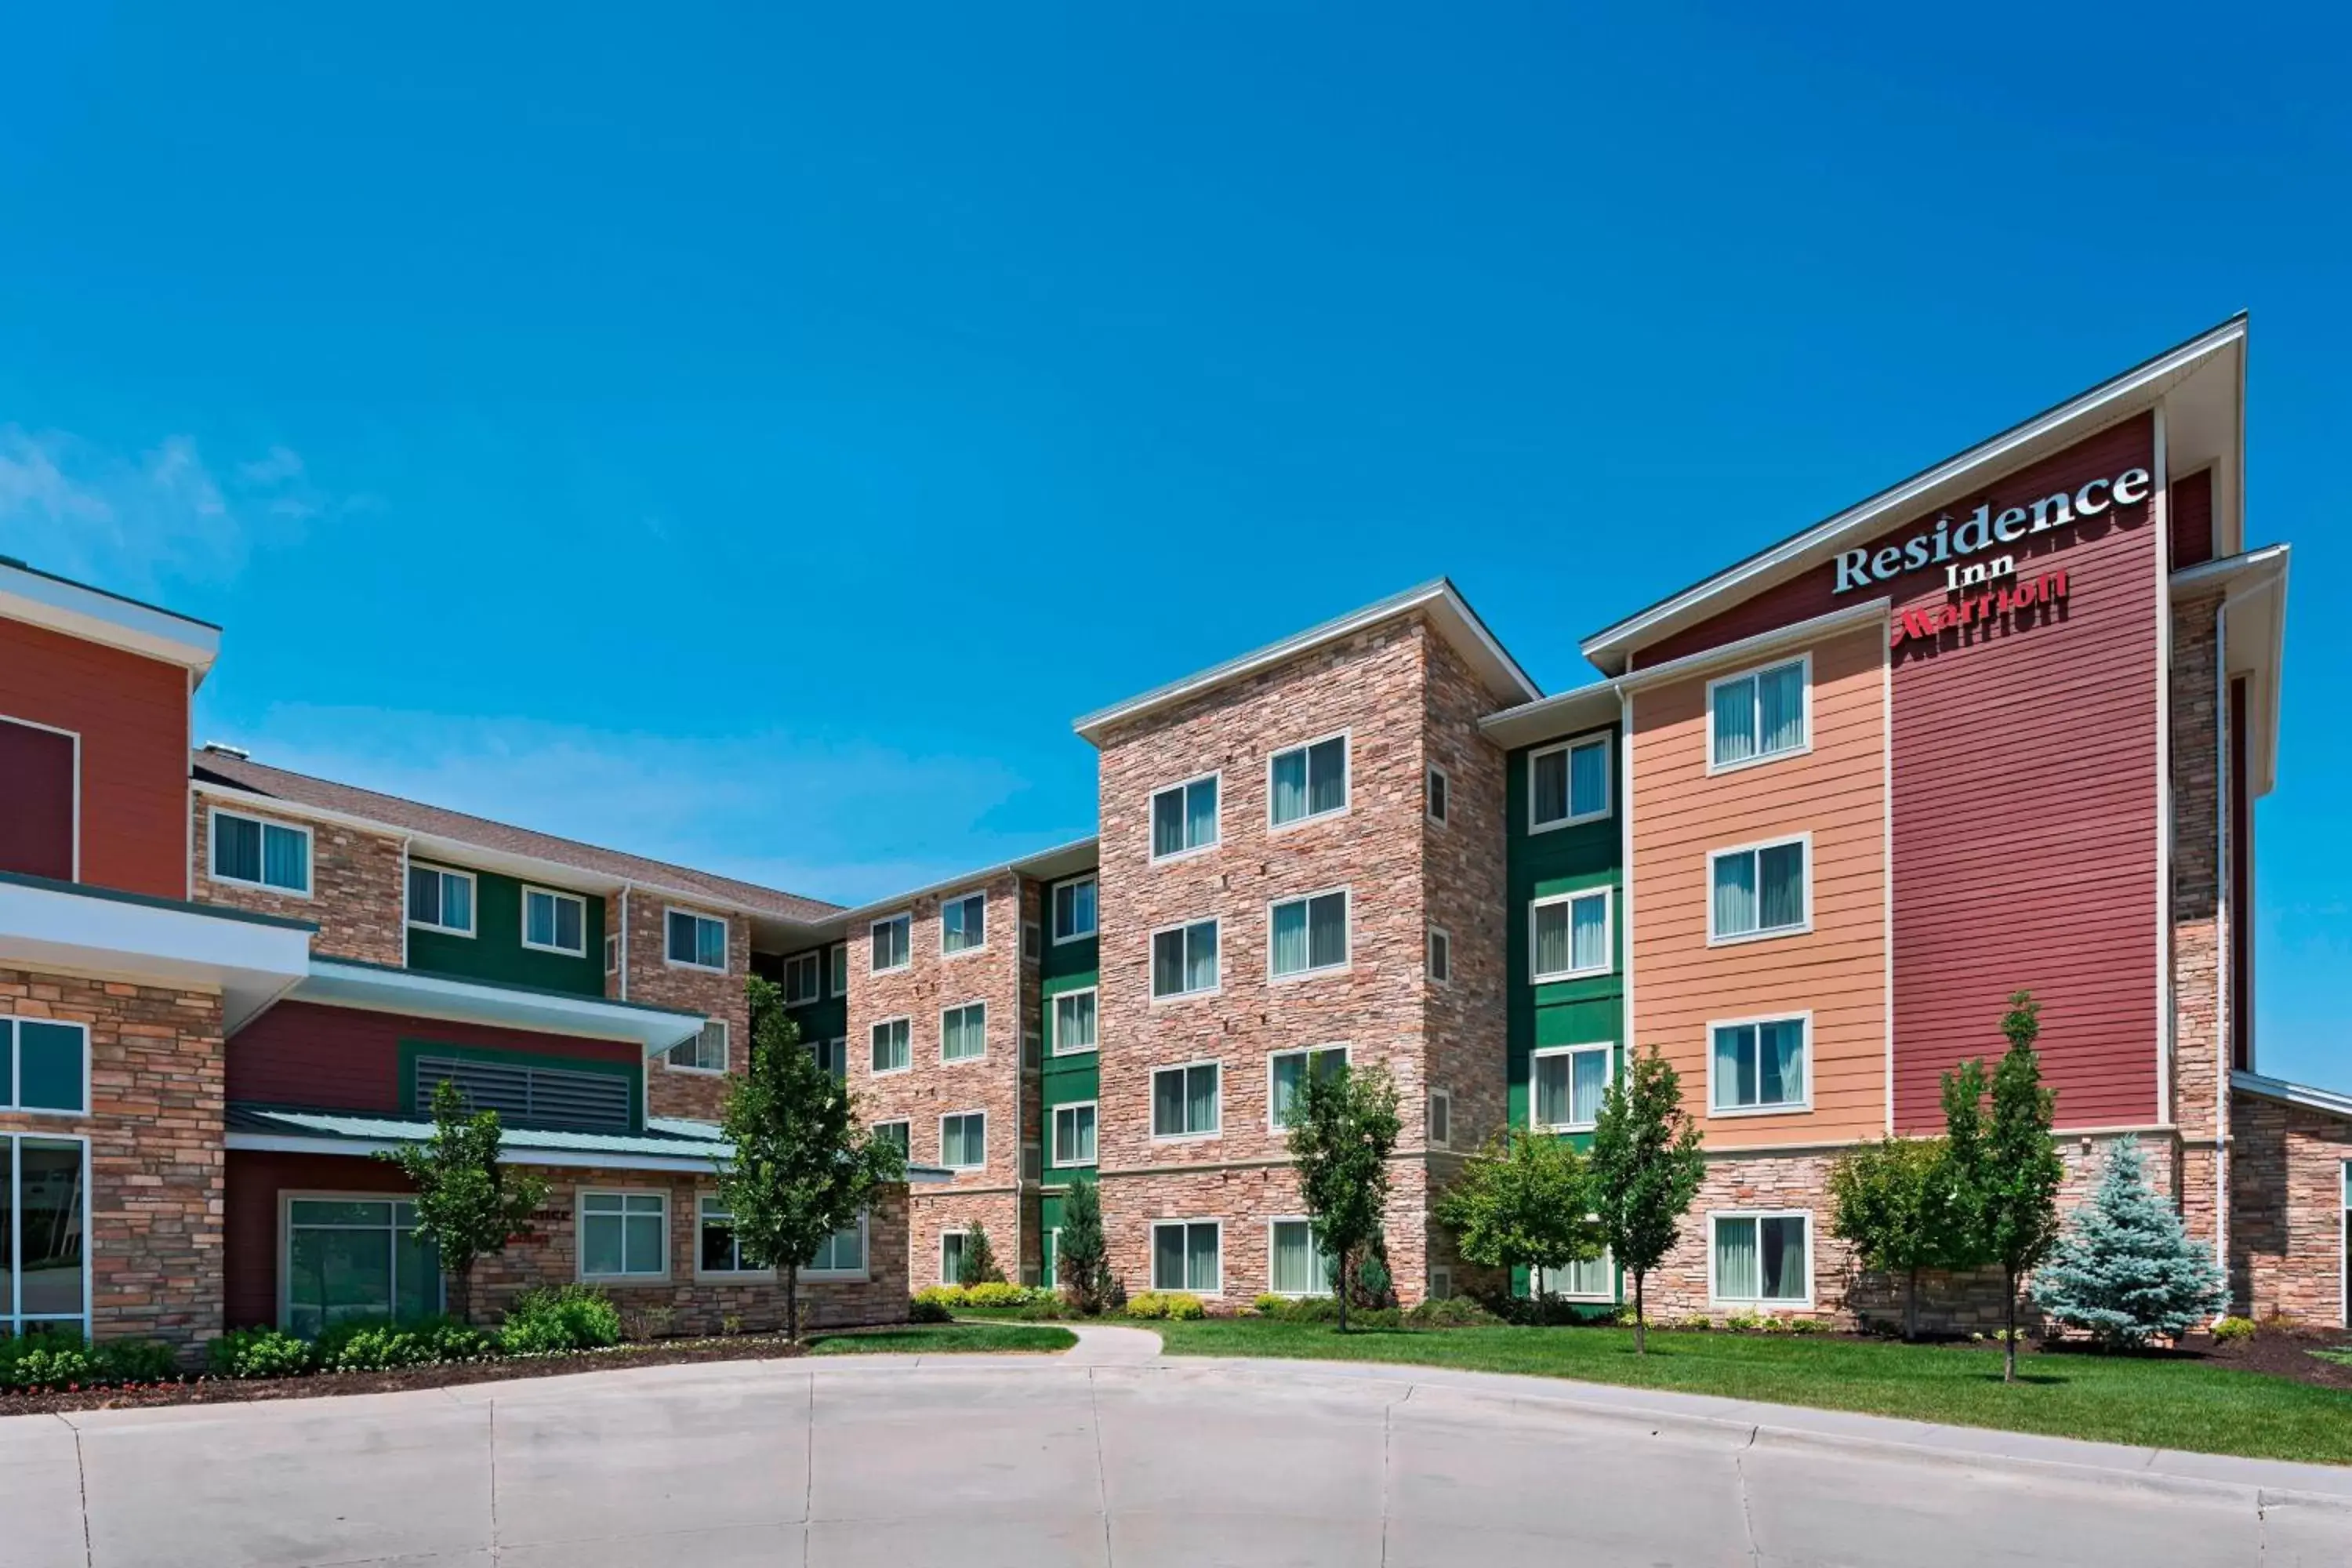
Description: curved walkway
2,1348,2345,1566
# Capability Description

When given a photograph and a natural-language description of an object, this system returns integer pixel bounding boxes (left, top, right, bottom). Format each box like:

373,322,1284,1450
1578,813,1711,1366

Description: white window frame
1425,763,1450,827
869,1016,912,1076
1149,1218,1224,1296
1708,1209,1816,1309
667,1018,728,1075
872,1120,910,1161
1151,1058,1223,1142
693,1195,775,1281
2,1017,90,1117
1266,885,1351,982
1266,1215,1333,1298
1149,916,1221,1002
523,884,590,957
782,951,823,1006
1704,833,1813,946
869,911,913,975
1430,1266,1453,1302
938,1229,968,1287
405,863,477,938
1051,985,1098,1056
1706,1011,1814,1116
1266,1043,1349,1133
829,942,848,996
939,888,989,959
1051,874,1098,943
576,1188,672,1283
4,1130,93,1339
940,1000,988,1064
1148,770,1222,864
664,906,728,972
1266,728,1351,833
1427,924,1451,985
938,1110,988,1171
206,806,314,898
1530,887,1614,982
1052,1101,1098,1168
604,934,620,975
1528,733,1612,833
0,713,80,882
1536,1247,1618,1303
1706,652,1813,775
801,1209,871,1283
1427,1087,1452,1150
1531,1042,1613,1133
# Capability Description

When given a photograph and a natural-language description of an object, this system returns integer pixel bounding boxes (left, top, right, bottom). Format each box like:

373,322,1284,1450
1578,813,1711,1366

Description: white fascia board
1480,679,1623,751
1613,597,1889,694
0,877,312,1029
829,836,1102,925
223,1131,727,1172
0,560,221,678
295,958,706,1052
2231,1069,2352,1122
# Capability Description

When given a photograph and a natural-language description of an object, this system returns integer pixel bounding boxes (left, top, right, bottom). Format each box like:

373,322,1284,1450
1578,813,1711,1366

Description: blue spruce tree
2030,1136,2223,1348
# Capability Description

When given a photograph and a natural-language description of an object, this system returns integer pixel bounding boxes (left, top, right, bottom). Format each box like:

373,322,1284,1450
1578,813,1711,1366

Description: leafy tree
1828,1135,1964,1341
1056,1173,1114,1315
1942,990,2066,1383
378,1079,547,1325
957,1220,1005,1287
1436,1128,1602,1298
716,975,906,1341
2031,1135,2224,1348
1288,1063,1403,1331
1588,1046,1704,1355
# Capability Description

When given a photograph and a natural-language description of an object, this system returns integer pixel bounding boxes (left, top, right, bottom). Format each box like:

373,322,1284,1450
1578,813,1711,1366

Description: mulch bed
0,1334,812,1419
2197,1327,2352,1392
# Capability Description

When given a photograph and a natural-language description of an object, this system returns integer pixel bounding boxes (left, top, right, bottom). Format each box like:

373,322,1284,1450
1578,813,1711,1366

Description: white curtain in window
1184,922,1218,992
1154,1070,1185,1134
1759,1217,1804,1300
1759,662,1806,755
263,824,308,891
1534,1054,1569,1127
1185,1224,1218,1291
1186,1065,1218,1133
1570,1049,1608,1126
1711,674,1758,765
1308,893,1346,969
1713,853,1757,936
1186,779,1218,847
1759,1019,1803,1105
1570,895,1607,971
1532,749,1568,823
1152,791,1185,856
1307,738,1345,815
1569,741,1609,817
1714,1216,1759,1299
1152,1226,1185,1290
1533,901,1570,978
1271,1221,1329,1295
1272,750,1308,824
1759,843,1805,931
1272,902,1309,975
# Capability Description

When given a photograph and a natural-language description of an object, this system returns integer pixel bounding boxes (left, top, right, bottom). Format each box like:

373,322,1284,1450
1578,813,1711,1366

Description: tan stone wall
2229,1091,2349,1327
2169,593,2228,1254
1421,631,1511,1175
2,967,226,1350
621,890,751,1123
1101,1159,1438,1304
909,1189,1025,1290
191,795,405,965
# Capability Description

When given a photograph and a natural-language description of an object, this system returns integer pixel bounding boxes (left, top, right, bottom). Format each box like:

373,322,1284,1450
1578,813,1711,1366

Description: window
1052,988,1098,1054
1269,1045,1348,1129
697,1197,768,1276
1711,1015,1809,1113
1024,1030,1043,1069
0,716,75,882
873,1120,909,1160
1269,734,1348,828
1269,888,1349,980
941,1001,987,1062
807,1036,848,1081
1712,1213,1811,1305
829,943,848,996
1151,1221,1221,1294
1427,925,1451,985
579,1191,669,1280
1530,735,1610,831
941,891,987,956
281,1192,437,1336
604,935,620,975
1427,1089,1451,1150
3,1018,86,1113
1534,1044,1611,1132
1150,918,1220,1000
1052,876,1098,942
417,1053,633,1131
940,1112,986,1170
1425,764,1450,826
939,1231,967,1286
808,1214,866,1276
870,913,911,973
782,951,822,1005
1152,1062,1221,1138
1708,837,1809,942
405,864,475,936
869,1018,911,1074
1708,655,1809,771
1430,1267,1453,1302
2,1135,87,1338
1053,1102,1098,1167
1537,1251,1615,1301
666,1019,728,1074
1531,889,1613,981
1149,773,1220,860
1269,1219,1334,1297
210,808,310,895
666,908,727,971
524,886,588,956
1022,1142,1042,1181
1023,922,1042,961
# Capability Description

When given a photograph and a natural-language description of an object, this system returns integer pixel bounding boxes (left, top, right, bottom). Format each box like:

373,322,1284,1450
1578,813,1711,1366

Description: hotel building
3,314,2345,1354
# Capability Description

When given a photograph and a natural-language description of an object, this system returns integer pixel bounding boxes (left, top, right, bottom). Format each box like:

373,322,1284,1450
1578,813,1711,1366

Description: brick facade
2228,1091,2349,1327
191,795,406,966
2169,593,2229,1258
619,889,752,1123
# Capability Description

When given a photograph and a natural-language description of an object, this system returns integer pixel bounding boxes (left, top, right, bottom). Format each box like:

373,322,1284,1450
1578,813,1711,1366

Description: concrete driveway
2,1345,2347,1567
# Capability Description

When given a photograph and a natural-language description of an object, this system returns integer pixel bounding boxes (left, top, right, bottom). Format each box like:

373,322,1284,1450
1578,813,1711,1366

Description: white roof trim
292,956,706,1053
2171,541,2289,591
1480,678,1621,750
223,1131,726,1173
0,558,221,678
1618,597,1890,692
827,836,1101,926
1073,579,1539,743
2232,1069,2352,1122
1581,316,2248,671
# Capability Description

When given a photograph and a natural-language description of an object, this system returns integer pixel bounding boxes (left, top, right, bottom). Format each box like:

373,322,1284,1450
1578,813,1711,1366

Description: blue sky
2,5,2346,1084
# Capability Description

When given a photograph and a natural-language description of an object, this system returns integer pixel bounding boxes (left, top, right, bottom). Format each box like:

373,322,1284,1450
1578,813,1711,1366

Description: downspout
398,836,414,969
618,883,632,1000
2212,593,2231,1301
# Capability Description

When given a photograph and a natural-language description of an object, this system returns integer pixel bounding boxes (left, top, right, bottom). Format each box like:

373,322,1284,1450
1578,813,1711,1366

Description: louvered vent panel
415,1056,631,1132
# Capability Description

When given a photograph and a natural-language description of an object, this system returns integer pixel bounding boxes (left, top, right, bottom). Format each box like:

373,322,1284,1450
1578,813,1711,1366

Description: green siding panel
1040,967,1099,1181
406,868,607,998
1504,724,1626,1134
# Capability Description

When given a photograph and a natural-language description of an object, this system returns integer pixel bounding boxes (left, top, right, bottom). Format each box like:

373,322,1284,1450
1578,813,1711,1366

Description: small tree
1943,990,2065,1383
1588,1046,1704,1355
1828,1136,1962,1341
957,1220,1005,1287
379,1079,547,1325
2031,1135,2223,1348
716,975,906,1341
1436,1128,1602,1300
1056,1173,1113,1315
1288,1063,1403,1331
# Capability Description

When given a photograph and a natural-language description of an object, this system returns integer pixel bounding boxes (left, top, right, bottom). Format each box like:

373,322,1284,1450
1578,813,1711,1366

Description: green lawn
1152,1319,2352,1465
806,1323,1076,1356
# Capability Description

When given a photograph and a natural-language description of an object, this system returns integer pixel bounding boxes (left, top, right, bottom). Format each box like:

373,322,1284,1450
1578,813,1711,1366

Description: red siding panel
229,1000,645,1112
2172,467,2215,571
0,717,76,880
224,1150,414,1328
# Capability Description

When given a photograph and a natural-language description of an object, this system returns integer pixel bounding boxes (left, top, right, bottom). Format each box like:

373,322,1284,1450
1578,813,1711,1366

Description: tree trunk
786,1263,801,1344
1337,1246,1350,1334
1904,1263,1919,1343
450,1262,473,1327
1633,1270,1647,1356
2003,1265,2018,1384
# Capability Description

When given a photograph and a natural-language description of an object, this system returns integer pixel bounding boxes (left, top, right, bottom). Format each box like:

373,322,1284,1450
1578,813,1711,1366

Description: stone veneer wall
622,890,753,1123
191,795,405,966
2169,592,2228,1256
2228,1091,2349,1327
2,967,227,1351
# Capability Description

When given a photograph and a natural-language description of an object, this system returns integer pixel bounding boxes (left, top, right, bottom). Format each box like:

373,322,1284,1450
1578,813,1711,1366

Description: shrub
2212,1316,2257,1344
500,1286,622,1355
1722,1312,1766,1333
0,1334,99,1391
2032,1135,2227,1350
964,1281,1029,1308
1674,1314,1715,1332
1253,1294,1289,1317
908,1296,953,1324
315,1315,499,1371
1405,1295,1500,1328
1787,1316,1826,1335
209,1327,314,1379
1757,1316,1794,1335
913,1284,968,1311
1125,1291,1205,1321
1013,1296,1069,1321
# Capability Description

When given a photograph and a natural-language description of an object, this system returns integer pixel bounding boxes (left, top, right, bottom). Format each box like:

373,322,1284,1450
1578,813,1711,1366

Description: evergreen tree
1056,1173,1113,1315
958,1220,1004,1286
1828,1136,1963,1341
1436,1128,1602,1295
1288,1063,1403,1331
1588,1046,1705,1354
2031,1136,2223,1348
1943,991,2066,1383
379,1079,547,1325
